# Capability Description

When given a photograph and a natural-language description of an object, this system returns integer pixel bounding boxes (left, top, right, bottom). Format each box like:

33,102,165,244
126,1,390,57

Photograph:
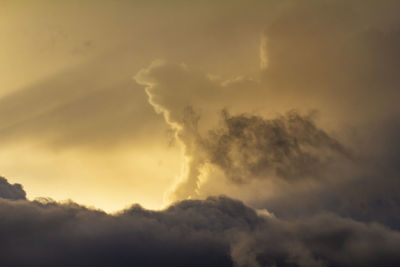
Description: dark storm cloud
0,175,400,267
253,120,400,230
0,178,400,267
204,110,350,183
234,213,400,267
0,195,234,267
260,171,400,231
0,177,26,200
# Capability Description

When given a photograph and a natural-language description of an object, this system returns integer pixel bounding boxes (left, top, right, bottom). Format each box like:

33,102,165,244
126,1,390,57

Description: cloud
136,61,352,202
4,0,398,151
0,184,399,267
135,0,400,225
204,110,350,183
260,0,400,124
135,61,266,200
0,177,26,200
136,59,400,228
253,120,400,230
0,60,167,149
2,1,400,265
232,212,400,267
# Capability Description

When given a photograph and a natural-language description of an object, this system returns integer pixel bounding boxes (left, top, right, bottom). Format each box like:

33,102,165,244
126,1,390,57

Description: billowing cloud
204,111,350,183
135,62,262,200
136,61,353,202
0,176,399,267
0,177,26,200
135,0,400,223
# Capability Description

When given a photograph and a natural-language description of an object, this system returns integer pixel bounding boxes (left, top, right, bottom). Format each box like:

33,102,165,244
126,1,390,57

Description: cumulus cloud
204,110,350,183
135,62,261,200
0,177,26,200
0,182,399,267
136,61,352,202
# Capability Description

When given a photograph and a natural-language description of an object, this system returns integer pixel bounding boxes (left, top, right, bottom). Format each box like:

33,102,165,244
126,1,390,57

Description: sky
1,0,400,266
0,0,272,211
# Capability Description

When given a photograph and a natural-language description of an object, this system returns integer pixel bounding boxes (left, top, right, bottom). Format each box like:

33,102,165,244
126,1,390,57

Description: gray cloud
233,212,400,267
204,110,350,183
0,171,399,267
136,61,353,202
252,121,400,230
0,177,26,200
0,181,399,267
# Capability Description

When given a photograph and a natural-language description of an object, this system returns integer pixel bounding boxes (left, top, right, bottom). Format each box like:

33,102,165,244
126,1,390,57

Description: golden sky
1,0,400,212
0,0,265,211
